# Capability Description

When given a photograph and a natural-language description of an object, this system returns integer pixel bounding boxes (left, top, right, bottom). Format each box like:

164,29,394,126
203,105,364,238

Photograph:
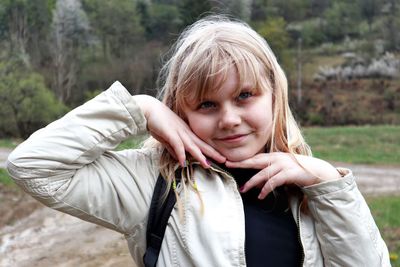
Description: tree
0,0,30,66
50,0,90,104
382,0,400,51
323,1,360,41
83,0,144,59
309,0,331,17
257,17,290,60
358,0,381,33
250,0,270,22
213,0,252,21
0,59,66,138
147,3,181,41
271,0,311,21
0,0,54,67
25,0,54,68
178,0,211,27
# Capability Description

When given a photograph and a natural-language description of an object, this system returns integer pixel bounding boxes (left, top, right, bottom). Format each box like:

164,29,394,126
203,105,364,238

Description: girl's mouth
217,134,248,143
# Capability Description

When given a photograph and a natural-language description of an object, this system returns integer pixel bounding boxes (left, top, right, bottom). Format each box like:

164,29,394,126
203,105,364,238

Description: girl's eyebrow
238,83,256,92
240,85,253,90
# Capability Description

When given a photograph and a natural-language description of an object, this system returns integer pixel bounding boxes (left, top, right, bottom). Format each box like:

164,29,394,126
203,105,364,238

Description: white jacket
7,81,391,267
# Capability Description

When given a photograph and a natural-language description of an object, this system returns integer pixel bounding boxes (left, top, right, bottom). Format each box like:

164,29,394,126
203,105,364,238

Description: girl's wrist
133,95,157,119
315,163,342,183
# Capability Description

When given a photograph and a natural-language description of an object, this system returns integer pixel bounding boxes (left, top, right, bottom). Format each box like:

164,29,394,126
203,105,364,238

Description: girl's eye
237,91,253,101
197,101,216,110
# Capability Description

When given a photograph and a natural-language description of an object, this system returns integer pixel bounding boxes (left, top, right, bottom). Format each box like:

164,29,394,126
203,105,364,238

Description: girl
7,16,390,267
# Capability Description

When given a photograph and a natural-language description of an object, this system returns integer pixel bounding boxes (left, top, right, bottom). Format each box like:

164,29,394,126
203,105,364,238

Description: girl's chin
221,151,259,162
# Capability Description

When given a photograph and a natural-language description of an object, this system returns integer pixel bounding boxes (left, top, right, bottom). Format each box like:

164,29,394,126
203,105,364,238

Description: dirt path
1,148,399,267
335,162,400,196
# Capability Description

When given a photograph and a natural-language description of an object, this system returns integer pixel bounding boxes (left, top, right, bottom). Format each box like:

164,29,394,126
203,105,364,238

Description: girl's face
182,66,273,162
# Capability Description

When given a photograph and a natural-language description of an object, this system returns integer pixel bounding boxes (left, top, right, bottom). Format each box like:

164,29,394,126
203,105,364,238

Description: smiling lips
217,133,249,143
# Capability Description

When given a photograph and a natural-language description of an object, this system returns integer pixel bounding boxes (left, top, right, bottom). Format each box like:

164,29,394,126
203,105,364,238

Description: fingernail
182,160,188,168
239,186,245,193
206,159,211,166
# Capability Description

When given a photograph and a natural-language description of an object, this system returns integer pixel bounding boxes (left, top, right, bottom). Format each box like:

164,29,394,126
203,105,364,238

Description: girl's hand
134,95,226,168
225,152,341,199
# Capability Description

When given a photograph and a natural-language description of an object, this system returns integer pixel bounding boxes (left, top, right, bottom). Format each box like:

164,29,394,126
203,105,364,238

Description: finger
258,171,289,199
165,144,178,161
226,153,274,169
164,133,186,167
151,131,184,165
189,132,226,163
240,165,280,193
180,134,211,168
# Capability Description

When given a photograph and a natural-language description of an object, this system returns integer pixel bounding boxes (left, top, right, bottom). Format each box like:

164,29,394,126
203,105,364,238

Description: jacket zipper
207,163,247,267
297,200,305,266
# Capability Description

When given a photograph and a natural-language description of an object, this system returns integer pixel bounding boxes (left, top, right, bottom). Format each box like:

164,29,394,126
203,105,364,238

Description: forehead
202,65,253,98
181,57,267,105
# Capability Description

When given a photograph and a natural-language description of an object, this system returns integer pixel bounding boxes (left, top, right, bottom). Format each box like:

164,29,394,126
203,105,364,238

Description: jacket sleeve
301,169,391,267
6,81,158,234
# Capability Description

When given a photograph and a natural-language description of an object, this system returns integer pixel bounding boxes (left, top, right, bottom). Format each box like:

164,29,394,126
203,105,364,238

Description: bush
307,113,325,125
0,59,67,138
300,19,326,47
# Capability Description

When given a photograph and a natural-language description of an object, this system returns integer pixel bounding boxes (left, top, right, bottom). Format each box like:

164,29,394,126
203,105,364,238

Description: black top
220,165,303,267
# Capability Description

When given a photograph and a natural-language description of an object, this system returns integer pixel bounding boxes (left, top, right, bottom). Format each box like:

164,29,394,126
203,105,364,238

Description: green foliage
358,0,381,32
117,136,148,151
0,1,9,40
368,196,400,227
256,17,290,59
381,0,400,51
271,0,310,21
0,59,67,138
25,0,53,64
148,3,181,41
0,168,13,186
306,113,324,125
0,139,20,148
0,0,53,64
323,1,361,41
213,0,252,21
367,196,400,267
83,0,144,58
178,0,211,27
299,19,326,47
303,125,400,165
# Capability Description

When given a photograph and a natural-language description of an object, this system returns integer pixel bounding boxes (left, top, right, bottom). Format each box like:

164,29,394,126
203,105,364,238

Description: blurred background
0,0,399,266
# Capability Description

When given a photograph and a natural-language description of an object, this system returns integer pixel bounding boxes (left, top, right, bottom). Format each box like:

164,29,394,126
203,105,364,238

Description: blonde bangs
175,41,271,113
230,44,273,95
175,45,231,111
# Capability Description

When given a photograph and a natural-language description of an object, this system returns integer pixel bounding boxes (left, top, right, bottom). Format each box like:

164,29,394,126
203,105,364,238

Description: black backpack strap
143,172,180,267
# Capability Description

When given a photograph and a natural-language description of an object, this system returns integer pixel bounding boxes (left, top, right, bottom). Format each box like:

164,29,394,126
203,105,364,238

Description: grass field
0,139,20,149
367,196,400,266
0,168,13,186
303,125,400,165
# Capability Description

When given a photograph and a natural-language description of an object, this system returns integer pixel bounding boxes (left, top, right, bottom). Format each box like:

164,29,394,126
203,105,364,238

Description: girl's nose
218,106,241,129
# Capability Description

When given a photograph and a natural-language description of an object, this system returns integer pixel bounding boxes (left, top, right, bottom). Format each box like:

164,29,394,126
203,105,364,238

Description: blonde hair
144,15,311,201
